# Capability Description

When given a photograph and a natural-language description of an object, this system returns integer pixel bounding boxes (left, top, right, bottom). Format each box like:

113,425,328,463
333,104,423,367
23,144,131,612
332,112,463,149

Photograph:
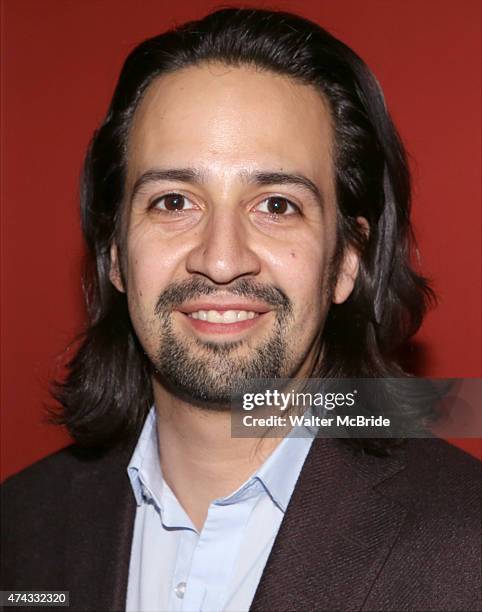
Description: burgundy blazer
1,436,481,611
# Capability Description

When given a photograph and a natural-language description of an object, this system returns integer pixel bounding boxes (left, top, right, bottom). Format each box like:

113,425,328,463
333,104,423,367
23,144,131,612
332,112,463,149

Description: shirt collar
127,406,315,514
251,420,315,512
127,407,162,508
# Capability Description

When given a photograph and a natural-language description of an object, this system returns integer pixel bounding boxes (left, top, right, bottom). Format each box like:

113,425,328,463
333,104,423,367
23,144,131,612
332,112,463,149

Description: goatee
152,278,294,408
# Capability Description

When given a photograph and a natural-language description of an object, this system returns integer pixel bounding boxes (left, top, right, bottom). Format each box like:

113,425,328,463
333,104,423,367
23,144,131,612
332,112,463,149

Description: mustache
154,278,292,315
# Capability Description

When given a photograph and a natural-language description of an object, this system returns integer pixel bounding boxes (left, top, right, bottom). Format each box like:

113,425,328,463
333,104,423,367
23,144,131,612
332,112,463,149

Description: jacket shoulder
407,436,481,469
1,445,107,503
1,443,129,527
374,437,481,523
402,438,481,505
1,444,131,592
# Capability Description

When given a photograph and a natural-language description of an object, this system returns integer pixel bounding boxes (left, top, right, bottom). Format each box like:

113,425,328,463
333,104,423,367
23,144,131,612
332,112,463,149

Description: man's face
110,64,359,405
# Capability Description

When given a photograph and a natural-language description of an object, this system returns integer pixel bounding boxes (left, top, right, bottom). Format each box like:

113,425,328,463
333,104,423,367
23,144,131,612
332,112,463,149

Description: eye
255,196,299,216
151,193,195,212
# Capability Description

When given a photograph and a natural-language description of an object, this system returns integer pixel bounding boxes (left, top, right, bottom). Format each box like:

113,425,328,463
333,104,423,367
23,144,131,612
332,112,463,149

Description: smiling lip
178,301,272,315
176,301,273,335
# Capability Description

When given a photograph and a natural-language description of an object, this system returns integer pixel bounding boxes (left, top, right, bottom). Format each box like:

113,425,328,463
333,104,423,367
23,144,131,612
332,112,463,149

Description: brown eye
163,194,184,210
267,197,288,214
152,193,194,212
256,196,299,216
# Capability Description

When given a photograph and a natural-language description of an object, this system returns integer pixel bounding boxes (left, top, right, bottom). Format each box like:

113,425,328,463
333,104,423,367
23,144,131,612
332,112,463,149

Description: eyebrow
130,167,324,208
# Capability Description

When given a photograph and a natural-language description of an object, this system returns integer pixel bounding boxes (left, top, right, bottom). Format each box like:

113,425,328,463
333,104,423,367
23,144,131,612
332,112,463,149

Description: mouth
176,302,272,336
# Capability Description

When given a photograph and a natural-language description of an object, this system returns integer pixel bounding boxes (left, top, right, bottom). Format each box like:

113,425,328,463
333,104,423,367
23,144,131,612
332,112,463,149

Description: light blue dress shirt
126,407,315,612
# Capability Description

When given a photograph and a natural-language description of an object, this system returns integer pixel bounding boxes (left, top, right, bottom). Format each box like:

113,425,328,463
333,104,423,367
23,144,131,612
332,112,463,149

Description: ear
109,242,125,293
332,217,369,305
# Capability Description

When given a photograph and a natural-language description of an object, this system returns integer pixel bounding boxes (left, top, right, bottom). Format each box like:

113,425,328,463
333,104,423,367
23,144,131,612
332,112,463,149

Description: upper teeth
189,310,257,323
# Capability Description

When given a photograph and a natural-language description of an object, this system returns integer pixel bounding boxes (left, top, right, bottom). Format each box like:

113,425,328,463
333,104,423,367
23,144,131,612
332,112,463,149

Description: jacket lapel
250,438,408,611
66,444,136,612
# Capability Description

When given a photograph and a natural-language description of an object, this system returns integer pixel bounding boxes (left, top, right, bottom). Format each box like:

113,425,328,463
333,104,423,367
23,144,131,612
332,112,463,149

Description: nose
185,208,261,284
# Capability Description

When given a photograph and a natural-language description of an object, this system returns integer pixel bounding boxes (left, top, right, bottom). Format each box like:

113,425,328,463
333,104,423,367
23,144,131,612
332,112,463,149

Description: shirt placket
181,485,259,612
167,528,199,611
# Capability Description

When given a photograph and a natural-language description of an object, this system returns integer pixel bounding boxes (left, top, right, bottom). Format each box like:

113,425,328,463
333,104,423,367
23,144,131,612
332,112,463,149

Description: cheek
127,263,157,314
263,239,327,300
124,228,190,309
122,232,181,357
264,239,331,335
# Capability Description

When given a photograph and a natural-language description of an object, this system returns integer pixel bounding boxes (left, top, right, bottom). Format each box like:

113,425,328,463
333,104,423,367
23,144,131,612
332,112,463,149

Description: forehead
127,63,335,189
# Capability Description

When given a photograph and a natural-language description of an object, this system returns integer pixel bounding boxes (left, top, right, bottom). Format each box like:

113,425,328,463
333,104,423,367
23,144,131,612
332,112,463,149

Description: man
1,8,480,612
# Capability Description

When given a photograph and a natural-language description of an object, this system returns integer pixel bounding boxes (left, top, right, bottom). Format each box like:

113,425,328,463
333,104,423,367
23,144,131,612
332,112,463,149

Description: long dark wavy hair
52,7,434,452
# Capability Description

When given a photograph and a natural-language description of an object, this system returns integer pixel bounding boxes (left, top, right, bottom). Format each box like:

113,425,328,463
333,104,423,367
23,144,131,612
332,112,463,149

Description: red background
1,0,481,480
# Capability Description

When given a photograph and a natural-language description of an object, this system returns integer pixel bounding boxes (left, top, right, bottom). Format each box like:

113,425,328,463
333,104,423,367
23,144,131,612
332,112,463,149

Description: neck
152,378,282,530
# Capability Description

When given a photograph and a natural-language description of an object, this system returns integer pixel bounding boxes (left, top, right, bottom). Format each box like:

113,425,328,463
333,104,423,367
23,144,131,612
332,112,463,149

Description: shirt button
174,582,186,599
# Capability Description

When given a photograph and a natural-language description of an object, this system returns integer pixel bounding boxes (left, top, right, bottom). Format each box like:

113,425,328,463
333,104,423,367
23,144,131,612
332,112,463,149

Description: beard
150,278,295,408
